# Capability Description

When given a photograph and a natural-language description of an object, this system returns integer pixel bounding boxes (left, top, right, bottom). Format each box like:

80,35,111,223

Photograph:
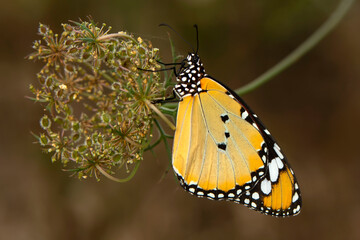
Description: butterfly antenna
193,24,199,54
159,23,195,53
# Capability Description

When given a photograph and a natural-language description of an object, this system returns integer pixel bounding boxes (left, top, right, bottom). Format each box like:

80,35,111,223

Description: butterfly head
174,53,206,98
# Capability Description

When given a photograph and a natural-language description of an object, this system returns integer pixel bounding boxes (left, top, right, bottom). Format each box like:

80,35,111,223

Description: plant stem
97,32,137,42
96,162,141,182
236,0,356,96
146,100,176,130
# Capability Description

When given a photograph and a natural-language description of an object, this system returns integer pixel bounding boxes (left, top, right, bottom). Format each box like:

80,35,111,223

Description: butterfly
160,25,301,217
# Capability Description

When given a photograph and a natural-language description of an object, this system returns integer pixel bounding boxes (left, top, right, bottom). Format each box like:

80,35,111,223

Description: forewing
172,77,267,200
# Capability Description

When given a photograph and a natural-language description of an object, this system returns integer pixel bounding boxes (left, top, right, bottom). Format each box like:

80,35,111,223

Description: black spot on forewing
221,114,229,123
218,143,227,151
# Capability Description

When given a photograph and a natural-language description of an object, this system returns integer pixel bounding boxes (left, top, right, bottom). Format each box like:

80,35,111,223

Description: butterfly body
171,53,302,217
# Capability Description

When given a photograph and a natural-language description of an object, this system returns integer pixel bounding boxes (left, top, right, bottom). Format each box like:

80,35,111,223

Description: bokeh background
1,0,360,239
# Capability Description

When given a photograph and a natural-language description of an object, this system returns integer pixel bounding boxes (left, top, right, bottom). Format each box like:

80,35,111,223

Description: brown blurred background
1,0,360,239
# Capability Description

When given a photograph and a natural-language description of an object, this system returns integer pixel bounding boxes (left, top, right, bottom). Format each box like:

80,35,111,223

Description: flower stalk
28,19,166,181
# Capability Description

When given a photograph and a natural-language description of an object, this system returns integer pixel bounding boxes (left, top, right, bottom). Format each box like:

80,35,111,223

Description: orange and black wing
172,76,301,216
233,129,302,216
173,77,267,199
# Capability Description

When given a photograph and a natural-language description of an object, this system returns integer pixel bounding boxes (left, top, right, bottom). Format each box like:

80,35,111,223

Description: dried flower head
28,19,166,181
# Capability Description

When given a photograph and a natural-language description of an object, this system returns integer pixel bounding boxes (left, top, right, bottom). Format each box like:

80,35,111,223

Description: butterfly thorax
174,53,206,98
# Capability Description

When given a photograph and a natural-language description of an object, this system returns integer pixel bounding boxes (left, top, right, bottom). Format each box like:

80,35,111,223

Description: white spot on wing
269,159,279,182
242,110,249,119
207,192,215,198
292,192,299,203
274,145,284,159
260,178,271,195
276,157,284,169
252,192,260,200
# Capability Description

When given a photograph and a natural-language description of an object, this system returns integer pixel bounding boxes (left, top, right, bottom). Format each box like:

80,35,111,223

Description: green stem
97,32,137,42
96,162,141,183
154,119,173,161
236,0,356,96
146,99,176,130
